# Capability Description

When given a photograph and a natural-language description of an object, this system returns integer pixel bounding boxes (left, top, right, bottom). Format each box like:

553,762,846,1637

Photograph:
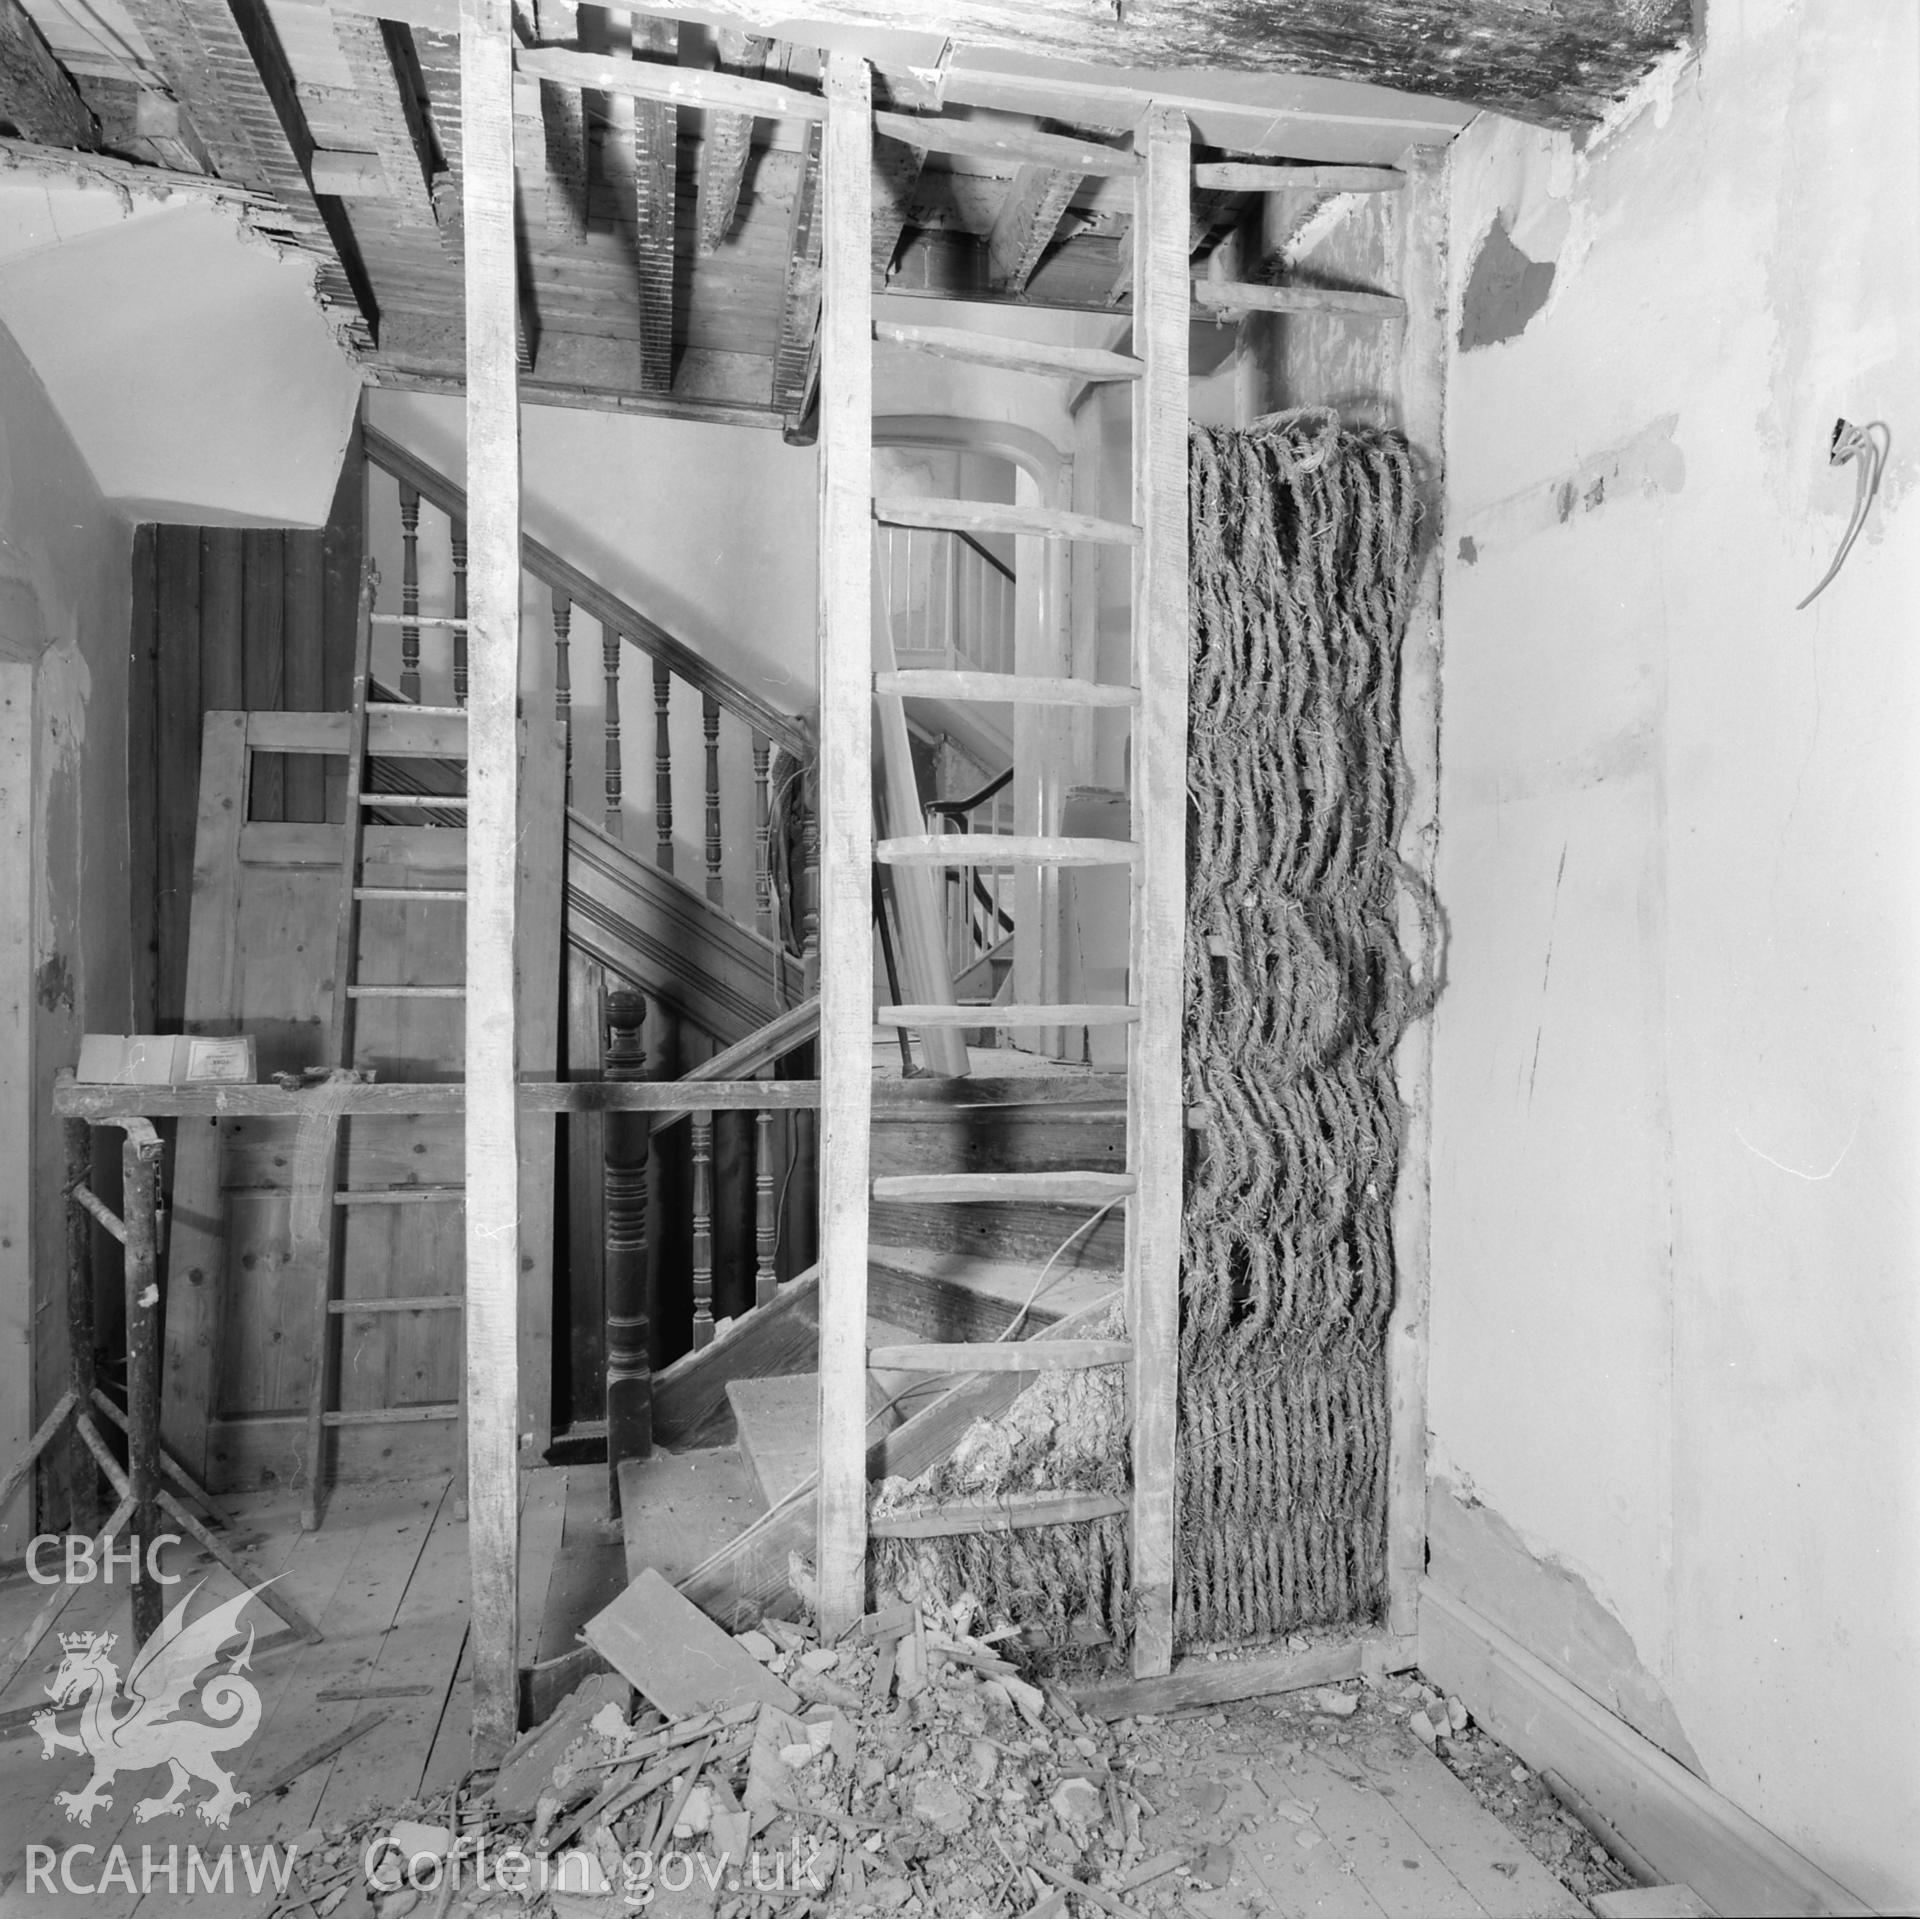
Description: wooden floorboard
515,1466,568,1670
307,1487,470,1827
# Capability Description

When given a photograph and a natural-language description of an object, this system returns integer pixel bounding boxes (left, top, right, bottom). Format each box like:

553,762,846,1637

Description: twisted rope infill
1177,412,1428,1648
870,1302,1132,1645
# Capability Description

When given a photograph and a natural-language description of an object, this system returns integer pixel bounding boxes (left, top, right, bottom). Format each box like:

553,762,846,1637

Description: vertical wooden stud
814,48,874,1642
459,0,523,1764
1126,102,1191,1682
1385,151,1447,1646
690,1111,715,1351
63,1121,97,1536
122,1124,165,1649
603,623,624,837
552,586,573,809
399,482,422,703
652,659,674,871
703,693,724,904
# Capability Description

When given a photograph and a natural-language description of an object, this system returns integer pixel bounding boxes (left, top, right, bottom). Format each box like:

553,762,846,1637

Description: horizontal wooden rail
516,47,826,120
868,1339,1132,1372
872,110,1138,178
878,1002,1137,1027
1193,280,1406,318
877,670,1138,706
879,833,1137,867
364,427,808,758
871,1171,1135,1205
1193,162,1404,193
869,1491,1127,1538
874,496,1139,546
53,1068,817,1120
874,322,1141,382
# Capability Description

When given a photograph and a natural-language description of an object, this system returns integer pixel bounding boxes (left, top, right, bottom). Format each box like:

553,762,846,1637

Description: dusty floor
255,1609,1621,1919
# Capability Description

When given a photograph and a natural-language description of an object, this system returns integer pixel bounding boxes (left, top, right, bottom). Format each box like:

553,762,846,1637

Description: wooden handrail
363,426,810,760
647,995,821,1136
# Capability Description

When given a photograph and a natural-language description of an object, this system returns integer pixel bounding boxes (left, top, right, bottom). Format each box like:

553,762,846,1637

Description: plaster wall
0,317,130,1561
1429,5,1920,1905
0,188,360,527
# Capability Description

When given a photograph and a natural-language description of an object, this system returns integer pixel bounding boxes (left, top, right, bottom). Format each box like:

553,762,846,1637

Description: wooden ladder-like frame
811,52,1191,1677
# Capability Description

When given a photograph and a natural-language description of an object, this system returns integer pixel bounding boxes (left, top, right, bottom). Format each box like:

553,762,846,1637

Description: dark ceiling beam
114,0,373,347
771,115,821,420
0,0,96,147
985,159,1080,296
631,14,676,391
331,14,444,231
670,0,1691,126
694,29,770,253
869,128,921,284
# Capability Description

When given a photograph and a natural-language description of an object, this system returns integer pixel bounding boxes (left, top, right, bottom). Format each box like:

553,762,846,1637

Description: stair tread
727,1361,904,1513
877,833,1137,867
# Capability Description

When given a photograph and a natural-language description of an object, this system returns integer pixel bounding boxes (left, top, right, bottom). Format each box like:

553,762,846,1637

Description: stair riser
870,1108,1125,1178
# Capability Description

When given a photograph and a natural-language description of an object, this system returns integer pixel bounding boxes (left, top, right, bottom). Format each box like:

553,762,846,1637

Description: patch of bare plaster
1458,214,1556,351
1429,1475,1707,1778
1453,413,1684,560
34,952,72,1013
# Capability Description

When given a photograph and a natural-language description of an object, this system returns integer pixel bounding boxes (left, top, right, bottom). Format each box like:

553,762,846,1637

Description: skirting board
1419,1580,1873,1918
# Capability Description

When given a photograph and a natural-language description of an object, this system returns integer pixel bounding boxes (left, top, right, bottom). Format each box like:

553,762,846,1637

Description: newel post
604,988,652,1514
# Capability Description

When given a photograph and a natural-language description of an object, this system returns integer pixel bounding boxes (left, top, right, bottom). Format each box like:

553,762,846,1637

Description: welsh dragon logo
32,1580,268,1829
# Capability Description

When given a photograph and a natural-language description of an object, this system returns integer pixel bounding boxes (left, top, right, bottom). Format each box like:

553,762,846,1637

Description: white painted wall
0,316,130,1562
1429,6,1920,1906
0,187,360,527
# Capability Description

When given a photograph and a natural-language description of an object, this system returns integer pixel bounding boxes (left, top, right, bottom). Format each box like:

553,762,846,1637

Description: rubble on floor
260,1605,1635,1919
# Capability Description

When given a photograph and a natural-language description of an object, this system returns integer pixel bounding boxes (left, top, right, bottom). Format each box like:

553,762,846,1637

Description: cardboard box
76,1034,258,1085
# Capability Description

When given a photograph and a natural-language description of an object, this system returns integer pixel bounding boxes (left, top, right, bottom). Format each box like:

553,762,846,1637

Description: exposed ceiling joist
632,15,675,390
673,0,1690,126
869,128,921,282
538,76,589,243
0,0,95,148
985,157,1080,295
771,115,821,420
695,29,771,252
331,13,442,230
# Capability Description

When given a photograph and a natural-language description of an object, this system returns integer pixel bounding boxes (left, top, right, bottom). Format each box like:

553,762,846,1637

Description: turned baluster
653,660,674,873
752,733,773,941
703,694,724,904
552,587,573,810
603,623,624,838
399,483,422,703
753,1107,778,1308
690,1111,715,1351
451,519,469,707
604,988,652,1512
